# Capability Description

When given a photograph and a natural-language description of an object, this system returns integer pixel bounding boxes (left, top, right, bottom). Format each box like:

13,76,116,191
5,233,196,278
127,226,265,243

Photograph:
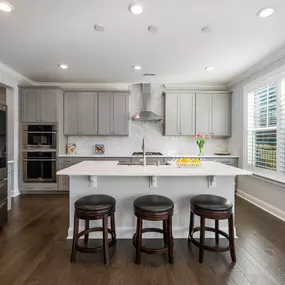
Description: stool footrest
133,228,173,254
76,227,116,253
188,226,230,252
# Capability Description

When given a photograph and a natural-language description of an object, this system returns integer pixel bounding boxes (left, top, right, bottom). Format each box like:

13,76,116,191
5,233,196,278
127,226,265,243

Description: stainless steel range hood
131,83,162,122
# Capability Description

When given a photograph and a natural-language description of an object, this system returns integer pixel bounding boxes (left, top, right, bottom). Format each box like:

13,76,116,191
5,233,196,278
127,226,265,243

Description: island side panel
68,175,236,239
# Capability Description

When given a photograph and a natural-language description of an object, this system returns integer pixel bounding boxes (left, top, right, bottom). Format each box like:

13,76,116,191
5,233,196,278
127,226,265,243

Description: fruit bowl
176,158,202,168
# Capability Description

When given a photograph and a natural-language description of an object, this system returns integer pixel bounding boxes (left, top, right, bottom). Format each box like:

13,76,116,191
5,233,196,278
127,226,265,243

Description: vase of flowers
193,134,211,156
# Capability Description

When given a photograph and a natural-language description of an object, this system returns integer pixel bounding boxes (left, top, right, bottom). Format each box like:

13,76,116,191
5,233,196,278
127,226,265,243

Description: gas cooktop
132,152,163,156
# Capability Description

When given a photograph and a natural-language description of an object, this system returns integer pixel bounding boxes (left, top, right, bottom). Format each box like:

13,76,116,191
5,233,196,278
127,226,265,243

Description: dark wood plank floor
0,195,284,285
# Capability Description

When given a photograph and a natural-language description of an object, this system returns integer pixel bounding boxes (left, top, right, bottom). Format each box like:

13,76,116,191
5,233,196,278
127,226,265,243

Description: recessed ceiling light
94,24,105,32
59,64,68,69
201,26,211,33
0,2,14,12
257,7,274,18
129,3,143,15
148,25,158,33
205,66,214,71
133,65,141,70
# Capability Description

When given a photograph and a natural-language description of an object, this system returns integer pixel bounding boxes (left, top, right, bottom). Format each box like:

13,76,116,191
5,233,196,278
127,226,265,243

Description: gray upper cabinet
98,92,129,135
64,92,98,135
64,92,78,135
113,93,129,135
196,93,230,136
98,92,113,135
165,93,195,136
21,89,59,122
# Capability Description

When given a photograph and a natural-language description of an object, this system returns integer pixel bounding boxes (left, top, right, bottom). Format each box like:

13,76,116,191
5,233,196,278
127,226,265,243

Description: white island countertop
58,154,239,158
57,161,251,177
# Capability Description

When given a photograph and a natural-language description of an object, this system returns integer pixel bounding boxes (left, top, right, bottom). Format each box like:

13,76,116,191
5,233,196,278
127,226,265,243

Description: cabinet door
21,90,40,122
165,94,180,135
180,94,195,135
58,176,69,191
98,92,113,135
113,93,129,135
64,92,79,135
78,92,98,135
195,94,211,135
212,94,230,136
40,90,57,122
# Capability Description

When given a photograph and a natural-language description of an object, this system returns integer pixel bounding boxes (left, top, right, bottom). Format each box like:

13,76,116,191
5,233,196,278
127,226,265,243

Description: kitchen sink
117,161,171,166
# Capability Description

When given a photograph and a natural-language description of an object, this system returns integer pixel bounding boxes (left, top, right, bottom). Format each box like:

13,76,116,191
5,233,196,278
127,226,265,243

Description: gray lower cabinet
196,93,230,136
98,92,129,135
64,92,98,135
21,88,59,122
164,93,195,136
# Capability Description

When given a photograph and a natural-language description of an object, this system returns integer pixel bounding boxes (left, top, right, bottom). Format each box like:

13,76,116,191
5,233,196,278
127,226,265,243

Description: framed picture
67,143,76,155
95,144,105,155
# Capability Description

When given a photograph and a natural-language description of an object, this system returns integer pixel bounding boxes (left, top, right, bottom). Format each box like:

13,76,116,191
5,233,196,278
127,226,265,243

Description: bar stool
188,194,236,263
133,194,174,265
70,194,116,265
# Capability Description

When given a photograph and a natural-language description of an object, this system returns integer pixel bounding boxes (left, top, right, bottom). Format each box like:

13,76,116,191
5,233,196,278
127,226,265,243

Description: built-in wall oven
23,124,57,149
22,124,57,183
23,151,57,182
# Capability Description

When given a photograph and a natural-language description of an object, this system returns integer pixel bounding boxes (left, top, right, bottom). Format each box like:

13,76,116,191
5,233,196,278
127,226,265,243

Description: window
245,76,285,181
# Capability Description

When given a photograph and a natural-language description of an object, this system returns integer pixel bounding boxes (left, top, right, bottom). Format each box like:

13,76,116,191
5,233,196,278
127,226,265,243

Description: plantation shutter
247,84,277,171
280,80,285,172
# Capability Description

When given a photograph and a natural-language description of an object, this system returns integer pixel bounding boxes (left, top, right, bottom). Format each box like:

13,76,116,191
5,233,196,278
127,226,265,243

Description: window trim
243,70,285,182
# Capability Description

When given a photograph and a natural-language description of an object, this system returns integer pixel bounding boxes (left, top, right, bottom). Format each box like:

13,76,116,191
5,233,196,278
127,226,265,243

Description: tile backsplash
67,84,228,156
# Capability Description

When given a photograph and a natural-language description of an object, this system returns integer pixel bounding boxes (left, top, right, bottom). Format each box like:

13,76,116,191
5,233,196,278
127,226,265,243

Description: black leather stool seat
134,194,174,213
190,194,232,212
75,194,116,211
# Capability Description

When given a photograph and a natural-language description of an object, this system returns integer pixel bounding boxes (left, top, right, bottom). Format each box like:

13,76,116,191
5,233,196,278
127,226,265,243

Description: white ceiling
0,0,285,85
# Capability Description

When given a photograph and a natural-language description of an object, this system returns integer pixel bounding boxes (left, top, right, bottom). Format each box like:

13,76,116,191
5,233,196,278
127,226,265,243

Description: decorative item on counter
193,134,211,156
95,144,105,155
214,151,231,156
176,158,202,168
67,143,76,155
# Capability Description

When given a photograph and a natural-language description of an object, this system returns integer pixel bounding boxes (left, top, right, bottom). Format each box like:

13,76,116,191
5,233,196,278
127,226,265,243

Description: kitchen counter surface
8,161,14,164
58,154,239,158
57,161,250,177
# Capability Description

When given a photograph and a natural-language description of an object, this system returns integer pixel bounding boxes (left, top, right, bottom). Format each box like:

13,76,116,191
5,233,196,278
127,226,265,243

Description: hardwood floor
0,195,285,285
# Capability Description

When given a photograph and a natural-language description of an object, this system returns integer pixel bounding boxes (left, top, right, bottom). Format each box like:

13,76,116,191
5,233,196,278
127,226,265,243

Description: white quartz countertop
57,161,250,177
58,154,239,158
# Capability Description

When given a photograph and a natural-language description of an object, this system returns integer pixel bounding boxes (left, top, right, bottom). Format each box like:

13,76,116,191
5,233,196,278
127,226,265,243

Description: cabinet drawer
58,157,93,169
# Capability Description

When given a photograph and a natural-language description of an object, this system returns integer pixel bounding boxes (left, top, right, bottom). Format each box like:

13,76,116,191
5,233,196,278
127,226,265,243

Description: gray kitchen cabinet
113,93,129,135
64,92,98,135
98,92,113,135
165,93,195,136
196,93,230,136
98,92,129,135
21,89,59,122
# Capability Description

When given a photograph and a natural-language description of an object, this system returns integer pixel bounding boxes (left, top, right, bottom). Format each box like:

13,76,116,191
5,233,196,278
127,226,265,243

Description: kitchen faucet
142,138,146,166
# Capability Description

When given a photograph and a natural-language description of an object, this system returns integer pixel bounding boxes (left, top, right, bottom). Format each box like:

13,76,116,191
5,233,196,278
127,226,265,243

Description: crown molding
0,62,35,85
226,45,285,89
163,83,227,92
35,82,131,91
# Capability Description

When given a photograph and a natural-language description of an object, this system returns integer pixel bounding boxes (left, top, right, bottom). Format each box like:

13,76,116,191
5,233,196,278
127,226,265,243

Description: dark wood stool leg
168,215,174,264
215,220,219,245
102,215,109,265
188,211,194,244
228,213,236,262
163,220,168,245
110,213,116,244
84,220,89,244
70,210,79,263
135,217,143,265
199,217,205,263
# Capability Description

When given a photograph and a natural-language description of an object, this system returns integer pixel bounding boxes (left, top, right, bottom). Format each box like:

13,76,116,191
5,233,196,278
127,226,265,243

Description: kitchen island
57,161,251,239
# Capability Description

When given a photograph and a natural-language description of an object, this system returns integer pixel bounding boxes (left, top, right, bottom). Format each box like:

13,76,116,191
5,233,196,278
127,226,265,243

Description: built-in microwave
22,124,57,150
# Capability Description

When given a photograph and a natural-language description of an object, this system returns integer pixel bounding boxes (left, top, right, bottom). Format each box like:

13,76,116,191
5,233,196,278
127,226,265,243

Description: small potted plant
193,134,211,156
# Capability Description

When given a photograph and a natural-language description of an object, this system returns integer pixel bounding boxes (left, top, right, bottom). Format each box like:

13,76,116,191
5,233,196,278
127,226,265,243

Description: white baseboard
67,226,237,240
236,189,285,222
11,189,20,198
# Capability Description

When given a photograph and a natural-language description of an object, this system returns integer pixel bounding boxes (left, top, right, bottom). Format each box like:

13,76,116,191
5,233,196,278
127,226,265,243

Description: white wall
228,56,285,217
67,84,228,156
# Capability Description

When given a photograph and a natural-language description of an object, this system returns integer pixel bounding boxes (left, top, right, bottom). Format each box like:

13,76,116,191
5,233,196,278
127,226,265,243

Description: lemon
182,158,191,163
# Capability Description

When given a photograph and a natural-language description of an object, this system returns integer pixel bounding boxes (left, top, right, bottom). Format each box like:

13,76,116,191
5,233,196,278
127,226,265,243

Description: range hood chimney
131,83,162,121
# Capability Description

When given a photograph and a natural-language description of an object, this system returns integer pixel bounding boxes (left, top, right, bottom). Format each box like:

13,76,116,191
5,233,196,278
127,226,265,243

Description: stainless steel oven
23,151,56,182
23,124,57,150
